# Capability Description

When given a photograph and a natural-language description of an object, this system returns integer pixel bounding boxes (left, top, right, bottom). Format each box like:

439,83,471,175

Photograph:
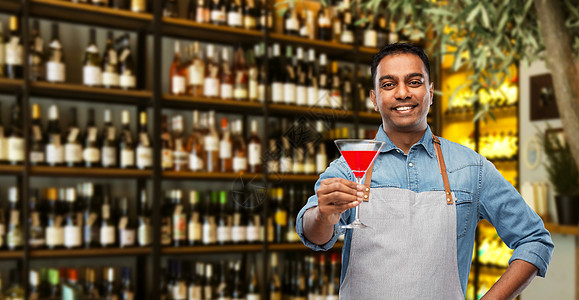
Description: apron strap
362,134,453,205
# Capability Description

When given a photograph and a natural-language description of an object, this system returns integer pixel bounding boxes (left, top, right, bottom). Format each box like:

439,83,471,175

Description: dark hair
370,43,431,89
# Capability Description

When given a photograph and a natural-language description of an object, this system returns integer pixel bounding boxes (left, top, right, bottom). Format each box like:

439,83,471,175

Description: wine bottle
0,104,7,164
230,260,245,300
283,45,296,105
286,186,300,243
227,0,243,28
29,103,45,166
6,187,22,250
83,268,100,298
329,61,342,109
119,110,135,169
102,31,119,89
210,0,226,25
306,49,319,107
247,47,258,102
220,48,234,100
170,262,187,300
163,0,179,18
340,1,354,44
187,0,197,20
136,111,152,170
63,107,83,168
82,108,100,167
342,66,353,110
161,192,173,246
101,267,118,298
230,193,246,245
247,120,262,173
314,121,328,174
269,254,282,300
45,104,64,166
233,46,249,101
298,10,309,39
4,16,23,79
331,2,342,43
7,102,23,164
188,262,204,300
255,43,267,103
187,190,202,246
257,0,272,31
5,270,25,300
266,139,279,174
187,42,205,97
270,43,284,103
215,261,232,299
101,109,118,168
202,192,217,245
203,264,216,300
28,19,45,82
317,7,331,41
118,197,136,248
83,28,102,87
326,253,340,300
118,34,136,90
280,135,292,174
363,13,378,48
161,115,175,170
283,3,300,36
170,41,186,95
204,111,220,172
231,119,247,174
295,47,308,106
304,141,315,174
28,189,45,249
246,193,261,244
29,269,41,299
137,188,152,247
183,111,202,172
195,0,211,23
82,182,100,248
318,54,330,107
376,11,388,47
219,118,233,173
63,188,82,249
0,23,5,78
272,188,287,243
216,191,232,245
45,187,64,249
99,185,116,248
47,268,61,298
389,20,399,44
172,115,189,171
246,260,260,300
131,0,147,13
119,267,135,300
243,0,258,30
172,189,187,247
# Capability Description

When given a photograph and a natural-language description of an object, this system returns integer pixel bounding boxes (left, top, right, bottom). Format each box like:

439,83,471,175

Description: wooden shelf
163,94,264,114
0,0,20,14
545,222,579,236
268,33,354,60
0,78,23,94
358,111,383,124
268,242,343,251
358,46,379,63
0,164,24,175
30,82,152,105
268,174,319,183
30,0,152,30
268,103,354,120
0,250,23,259
30,166,152,178
162,17,263,44
162,244,263,254
30,247,152,258
163,171,263,181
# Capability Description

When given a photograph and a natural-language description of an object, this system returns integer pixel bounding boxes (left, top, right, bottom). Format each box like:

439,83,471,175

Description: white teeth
395,106,413,111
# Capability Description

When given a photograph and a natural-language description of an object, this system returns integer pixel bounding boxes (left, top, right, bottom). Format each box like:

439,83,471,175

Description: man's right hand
315,178,366,225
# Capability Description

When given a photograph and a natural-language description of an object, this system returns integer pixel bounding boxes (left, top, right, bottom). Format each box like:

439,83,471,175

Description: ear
370,89,378,111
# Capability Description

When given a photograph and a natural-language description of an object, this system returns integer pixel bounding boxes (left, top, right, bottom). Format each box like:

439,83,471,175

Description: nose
394,84,411,100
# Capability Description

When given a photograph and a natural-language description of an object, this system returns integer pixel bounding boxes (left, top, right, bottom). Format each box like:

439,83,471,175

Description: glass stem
354,176,364,221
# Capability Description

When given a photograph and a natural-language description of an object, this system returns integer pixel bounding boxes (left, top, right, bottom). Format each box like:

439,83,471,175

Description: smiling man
296,43,554,299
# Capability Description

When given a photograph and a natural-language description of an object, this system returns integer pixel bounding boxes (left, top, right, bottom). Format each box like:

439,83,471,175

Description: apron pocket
454,190,472,238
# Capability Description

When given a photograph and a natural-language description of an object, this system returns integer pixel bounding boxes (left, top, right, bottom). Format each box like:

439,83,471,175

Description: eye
408,80,422,87
381,82,395,89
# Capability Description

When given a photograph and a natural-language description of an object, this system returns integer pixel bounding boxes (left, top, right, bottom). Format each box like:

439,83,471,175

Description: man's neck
383,126,427,155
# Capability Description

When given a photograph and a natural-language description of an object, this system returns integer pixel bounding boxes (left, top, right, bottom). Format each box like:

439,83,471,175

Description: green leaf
424,8,455,17
467,3,482,23
480,5,491,28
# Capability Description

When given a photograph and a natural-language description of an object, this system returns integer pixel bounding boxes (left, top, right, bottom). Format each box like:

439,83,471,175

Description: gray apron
339,135,464,299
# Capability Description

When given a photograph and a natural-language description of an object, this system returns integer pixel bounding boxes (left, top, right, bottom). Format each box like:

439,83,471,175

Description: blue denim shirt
296,125,554,295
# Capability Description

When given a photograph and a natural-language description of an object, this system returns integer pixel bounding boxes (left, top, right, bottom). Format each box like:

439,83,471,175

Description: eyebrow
379,73,425,82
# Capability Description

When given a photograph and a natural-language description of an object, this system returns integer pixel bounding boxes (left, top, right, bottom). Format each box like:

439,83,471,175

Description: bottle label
46,61,66,82
246,225,260,242
296,85,307,106
120,228,136,247
30,151,45,164
120,74,136,89
233,86,248,100
188,286,203,300
0,136,7,160
227,11,243,27
136,146,152,169
138,223,152,246
280,157,292,173
330,93,342,109
285,17,299,31
100,225,116,246
172,283,187,299
232,157,247,172
283,83,296,104
83,65,102,86
64,225,81,248
102,146,117,167
172,75,186,94
188,219,202,242
341,30,354,44
231,226,246,243
174,150,188,169
5,39,22,65
204,136,219,151
7,137,24,162
221,83,233,99
258,83,266,103
7,227,22,248
46,226,64,247
318,88,330,107
202,218,216,244
389,32,399,44
246,294,260,300
268,160,279,173
162,149,174,169
248,143,261,166
364,30,378,48
204,77,220,97
81,146,99,163
189,153,204,171
249,78,258,100
217,226,231,243
211,10,226,23
293,161,304,174
307,86,318,106
102,71,120,87
271,82,284,103
120,149,135,168
316,153,327,173
172,212,187,241
46,143,64,164
189,62,205,85
219,140,232,159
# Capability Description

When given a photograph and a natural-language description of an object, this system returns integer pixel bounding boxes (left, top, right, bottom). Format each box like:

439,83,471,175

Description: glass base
340,220,370,229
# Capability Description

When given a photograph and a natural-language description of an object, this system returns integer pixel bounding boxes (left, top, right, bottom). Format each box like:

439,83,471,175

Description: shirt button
409,162,413,167
396,150,401,153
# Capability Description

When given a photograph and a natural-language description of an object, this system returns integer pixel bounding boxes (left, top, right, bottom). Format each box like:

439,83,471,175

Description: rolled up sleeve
296,158,353,251
478,158,554,277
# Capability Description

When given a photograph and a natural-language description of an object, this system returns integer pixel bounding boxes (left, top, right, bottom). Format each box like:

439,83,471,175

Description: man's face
370,53,433,133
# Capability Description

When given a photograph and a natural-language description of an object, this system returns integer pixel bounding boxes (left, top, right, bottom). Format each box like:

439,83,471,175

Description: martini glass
334,139,385,229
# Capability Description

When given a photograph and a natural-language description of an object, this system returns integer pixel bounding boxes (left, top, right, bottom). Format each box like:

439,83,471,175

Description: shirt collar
374,125,436,158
